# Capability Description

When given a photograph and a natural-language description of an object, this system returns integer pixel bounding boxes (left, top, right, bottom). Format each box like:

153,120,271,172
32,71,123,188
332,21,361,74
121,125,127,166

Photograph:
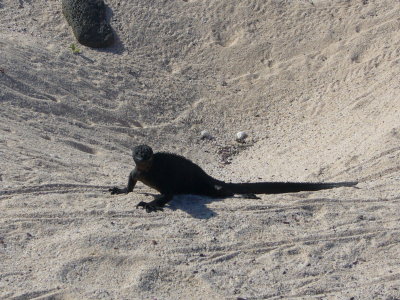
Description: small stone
200,130,213,140
235,131,248,143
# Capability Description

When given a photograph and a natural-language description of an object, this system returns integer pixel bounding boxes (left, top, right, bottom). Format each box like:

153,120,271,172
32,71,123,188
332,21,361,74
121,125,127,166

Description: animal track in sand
212,29,244,48
170,224,397,261
5,288,62,300
135,96,207,129
2,73,58,102
332,146,400,182
0,183,110,197
62,140,97,155
59,255,136,287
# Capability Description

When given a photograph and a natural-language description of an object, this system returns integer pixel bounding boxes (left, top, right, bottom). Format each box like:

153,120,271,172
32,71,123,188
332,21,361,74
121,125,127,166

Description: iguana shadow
140,193,220,219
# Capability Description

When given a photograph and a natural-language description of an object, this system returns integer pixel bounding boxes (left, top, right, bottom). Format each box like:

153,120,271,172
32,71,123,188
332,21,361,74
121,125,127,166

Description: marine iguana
109,145,357,213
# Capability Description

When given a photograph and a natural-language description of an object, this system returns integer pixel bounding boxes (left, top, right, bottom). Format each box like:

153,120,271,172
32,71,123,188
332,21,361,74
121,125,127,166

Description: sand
1,0,400,299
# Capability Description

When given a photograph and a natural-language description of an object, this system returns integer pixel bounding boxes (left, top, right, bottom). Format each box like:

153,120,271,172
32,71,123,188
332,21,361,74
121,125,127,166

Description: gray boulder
62,0,114,48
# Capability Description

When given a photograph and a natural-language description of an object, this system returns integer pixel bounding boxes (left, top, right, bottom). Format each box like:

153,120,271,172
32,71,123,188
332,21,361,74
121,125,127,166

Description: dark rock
62,0,114,48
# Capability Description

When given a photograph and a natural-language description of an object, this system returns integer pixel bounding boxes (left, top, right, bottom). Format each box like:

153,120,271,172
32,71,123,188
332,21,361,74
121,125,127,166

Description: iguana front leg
109,169,137,194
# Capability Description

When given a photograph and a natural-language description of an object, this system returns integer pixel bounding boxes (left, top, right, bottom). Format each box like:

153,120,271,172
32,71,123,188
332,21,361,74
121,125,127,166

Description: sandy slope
1,0,400,299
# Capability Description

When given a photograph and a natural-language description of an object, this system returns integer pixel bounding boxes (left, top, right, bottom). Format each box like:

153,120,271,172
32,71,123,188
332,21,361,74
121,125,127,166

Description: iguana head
132,145,154,170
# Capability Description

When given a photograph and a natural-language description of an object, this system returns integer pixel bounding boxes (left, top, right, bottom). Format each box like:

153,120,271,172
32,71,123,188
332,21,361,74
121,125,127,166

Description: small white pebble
236,131,248,142
200,130,213,140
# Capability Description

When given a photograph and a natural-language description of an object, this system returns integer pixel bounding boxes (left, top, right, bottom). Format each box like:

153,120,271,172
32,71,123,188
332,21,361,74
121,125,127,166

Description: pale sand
1,0,400,299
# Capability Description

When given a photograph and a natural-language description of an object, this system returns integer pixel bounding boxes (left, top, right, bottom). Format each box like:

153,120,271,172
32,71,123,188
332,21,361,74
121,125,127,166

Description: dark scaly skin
109,145,357,213
109,145,233,212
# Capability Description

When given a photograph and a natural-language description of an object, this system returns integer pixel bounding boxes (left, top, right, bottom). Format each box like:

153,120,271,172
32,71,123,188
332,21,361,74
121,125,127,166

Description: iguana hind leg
136,194,172,213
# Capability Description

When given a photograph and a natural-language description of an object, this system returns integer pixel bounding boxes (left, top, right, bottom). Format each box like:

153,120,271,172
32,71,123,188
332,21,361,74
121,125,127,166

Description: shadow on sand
138,193,221,219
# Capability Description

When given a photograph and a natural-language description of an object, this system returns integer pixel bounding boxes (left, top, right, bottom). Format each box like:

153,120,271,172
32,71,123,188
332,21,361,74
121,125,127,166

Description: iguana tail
223,181,358,195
